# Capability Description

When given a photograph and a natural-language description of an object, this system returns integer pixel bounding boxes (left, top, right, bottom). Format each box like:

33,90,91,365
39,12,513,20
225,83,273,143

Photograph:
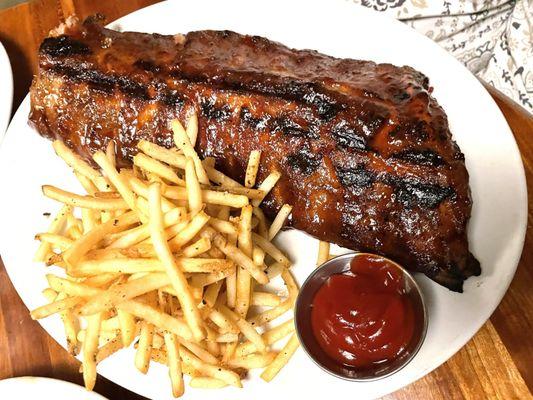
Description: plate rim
0,0,528,398
0,40,13,141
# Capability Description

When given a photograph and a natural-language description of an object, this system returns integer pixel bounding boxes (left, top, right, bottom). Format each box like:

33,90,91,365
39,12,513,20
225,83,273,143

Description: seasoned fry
317,240,330,266
117,300,193,341
63,211,139,266
268,204,293,240
171,119,209,185
52,140,100,180
179,347,242,388
252,232,291,266
251,207,269,238
227,352,276,369
236,205,253,317
34,205,71,262
83,312,103,390
96,336,123,364
244,150,261,188
30,295,84,319
79,273,171,315
35,233,73,251
210,230,269,285
43,185,128,210
165,331,185,397
106,140,116,169
93,151,135,205
134,153,186,186
185,158,203,214
148,183,205,341
252,291,282,307
186,113,199,147
138,140,187,169
218,304,266,353
251,171,281,207
235,319,295,357
189,377,228,389
203,164,241,188
260,333,300,382
164,186,249,208
118,309,136,347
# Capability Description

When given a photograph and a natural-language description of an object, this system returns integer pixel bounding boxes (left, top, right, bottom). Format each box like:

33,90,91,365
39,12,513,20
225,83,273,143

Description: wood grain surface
0,1,531,399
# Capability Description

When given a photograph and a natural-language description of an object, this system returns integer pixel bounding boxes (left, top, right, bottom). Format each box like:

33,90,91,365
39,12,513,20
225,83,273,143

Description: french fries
31,115,300,397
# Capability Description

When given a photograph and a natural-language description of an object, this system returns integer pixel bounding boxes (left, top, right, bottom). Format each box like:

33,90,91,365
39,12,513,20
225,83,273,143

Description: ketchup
311,254,415,369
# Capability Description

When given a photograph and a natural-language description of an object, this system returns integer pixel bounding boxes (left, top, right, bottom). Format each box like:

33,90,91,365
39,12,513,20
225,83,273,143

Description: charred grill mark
386,177,455,209
337,165,455,208
336,165,375,188
286,146,322,175
331,121,367,150
272,117,318,139
392,149,445,167
240,107,269,129
40,35,91,57
49,65,149,99
200,98,232,121
161,90,185,108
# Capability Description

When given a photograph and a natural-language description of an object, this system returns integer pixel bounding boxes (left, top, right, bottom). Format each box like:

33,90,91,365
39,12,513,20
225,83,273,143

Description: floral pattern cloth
354,0,532,112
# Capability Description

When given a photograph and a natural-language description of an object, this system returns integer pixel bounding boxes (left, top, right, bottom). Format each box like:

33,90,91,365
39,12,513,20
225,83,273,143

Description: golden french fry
251,171,281,207
52,140,100,180
251,207,269,238
218,304,266,353
164,186,249,208
117,300,193,341
252,232,291,266
236,205,253,317
171,119,209,185
179,347,242,388
30,295,84,319
265,262,285,280
208,217,238,236
179,237,211,258
216,333,239,343
227,352,277,369
245,150,261,188
117,309,137,347
75,172,98,195
260,333,300,382
165,331,185,397
63,211,139,266
93,151,142,218
186,113,198,147
203,163,242,188
148,183,205,341
134,153,186,186
83,312,103,390
204,185,264,200
96,336,123,364
317,240,330,266
185,157,203,214
138,140,187,169
252,247,266,267
202,280,223,308
209,230,269,285
79,273,170,315
189,377,228,389
34,205,71,262
180,339,218,365
35,233,73,251
235,319,295,357
251,291,282,307
106,140,116,169
167,211,210,252
268,204,293,240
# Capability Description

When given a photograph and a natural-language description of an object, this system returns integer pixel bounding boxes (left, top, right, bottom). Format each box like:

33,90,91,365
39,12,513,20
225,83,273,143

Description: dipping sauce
311,254,415,369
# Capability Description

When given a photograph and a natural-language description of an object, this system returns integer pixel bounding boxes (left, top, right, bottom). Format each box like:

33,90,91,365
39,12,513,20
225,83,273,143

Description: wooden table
0,1,531,399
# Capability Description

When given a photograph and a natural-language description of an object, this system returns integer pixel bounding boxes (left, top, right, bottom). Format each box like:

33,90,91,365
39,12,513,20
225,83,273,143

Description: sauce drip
311,254,415,369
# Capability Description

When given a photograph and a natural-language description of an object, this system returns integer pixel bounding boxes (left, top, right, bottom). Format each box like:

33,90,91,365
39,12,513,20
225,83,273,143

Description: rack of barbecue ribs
29,15,480,291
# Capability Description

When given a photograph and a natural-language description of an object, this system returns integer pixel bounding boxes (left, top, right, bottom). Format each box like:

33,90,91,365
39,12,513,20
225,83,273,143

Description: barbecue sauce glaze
311,254,415,369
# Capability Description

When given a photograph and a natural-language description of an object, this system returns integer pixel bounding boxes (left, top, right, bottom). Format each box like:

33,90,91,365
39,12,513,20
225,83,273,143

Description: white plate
0,0,527,399
0,40,13,140
0,377,108,399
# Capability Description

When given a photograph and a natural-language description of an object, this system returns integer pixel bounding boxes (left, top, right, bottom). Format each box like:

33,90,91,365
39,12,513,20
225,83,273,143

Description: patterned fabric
353,0,532,112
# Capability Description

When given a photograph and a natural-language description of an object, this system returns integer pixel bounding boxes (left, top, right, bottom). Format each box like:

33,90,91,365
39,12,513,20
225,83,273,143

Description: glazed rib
29,16,480,291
